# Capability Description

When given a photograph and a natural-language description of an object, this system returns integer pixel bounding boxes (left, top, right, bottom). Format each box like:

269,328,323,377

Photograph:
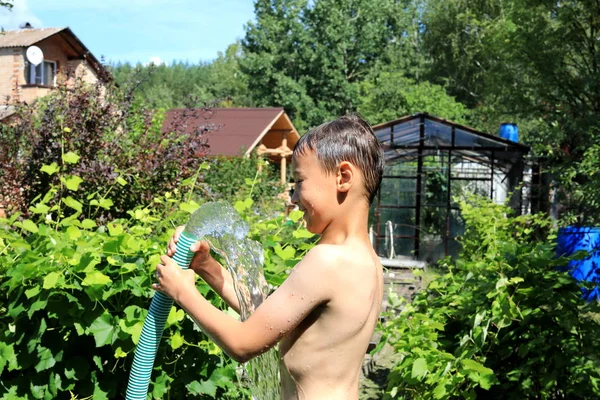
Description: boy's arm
168,227,241,313
156,245,335,363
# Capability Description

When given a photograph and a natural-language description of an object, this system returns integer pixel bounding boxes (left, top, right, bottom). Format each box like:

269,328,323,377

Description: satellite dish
26,46,43,66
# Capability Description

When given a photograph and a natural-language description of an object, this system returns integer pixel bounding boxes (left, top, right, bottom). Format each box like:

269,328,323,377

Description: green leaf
411,357,428,379
114,347,128,358
274,245,295,260
171,331,184,350
152,371,173,399
179,200,200,214
62,196,83,212
64,175,83,191
107,223,123,236
98,198,114,210
288,209,304,222
40,162,60,175
62,151,80,164
35,346,56,372
120,263,137,274
116,176,127,186
88,312,116,347
66,225,82,240
0,343,18,373
29,202,50,215
461,359,493,374
433,383,447,399
81,219,97,229
166,307,185,327
187,380,217,397
43,272,62,289
81,271,112,287
21,219,38,233
25,286,41,299
293,228,314,239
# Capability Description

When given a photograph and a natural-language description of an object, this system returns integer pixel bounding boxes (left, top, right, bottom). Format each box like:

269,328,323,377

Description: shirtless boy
154,115,385,399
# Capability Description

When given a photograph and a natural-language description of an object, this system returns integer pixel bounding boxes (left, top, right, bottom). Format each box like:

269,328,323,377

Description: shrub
0,76,211,221
380,196,600,399
0,158,314,398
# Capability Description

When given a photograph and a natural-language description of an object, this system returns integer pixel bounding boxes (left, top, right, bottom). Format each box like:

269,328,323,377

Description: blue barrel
556,226,600,301
499,123,518,142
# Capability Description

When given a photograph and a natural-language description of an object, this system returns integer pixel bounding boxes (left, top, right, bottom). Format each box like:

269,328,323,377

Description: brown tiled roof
0,27,66,48
163,108,286,156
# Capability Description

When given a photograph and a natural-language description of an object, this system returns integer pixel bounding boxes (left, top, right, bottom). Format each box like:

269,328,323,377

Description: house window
28,60,57,86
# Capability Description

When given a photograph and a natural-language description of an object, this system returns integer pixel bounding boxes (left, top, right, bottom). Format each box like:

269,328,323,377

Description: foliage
0,0,12,11
0,77,211,221
0,155,314,398
421,0,600,224
379,196,600,399
202,154,287,215
358,70,468,127
241,0,434,130
111,42,250,110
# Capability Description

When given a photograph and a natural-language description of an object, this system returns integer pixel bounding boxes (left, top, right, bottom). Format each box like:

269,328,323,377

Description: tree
241,0,428,129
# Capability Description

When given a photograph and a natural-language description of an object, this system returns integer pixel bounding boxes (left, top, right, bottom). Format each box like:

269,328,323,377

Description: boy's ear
336,161,354,192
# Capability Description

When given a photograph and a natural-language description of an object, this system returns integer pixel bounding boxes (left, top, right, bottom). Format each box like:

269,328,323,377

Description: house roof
163,108,300,157
0,27,65,48
0,27,106,79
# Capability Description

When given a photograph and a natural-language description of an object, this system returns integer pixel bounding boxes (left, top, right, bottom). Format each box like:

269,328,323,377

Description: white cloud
145,56,165,66
0,0,43,30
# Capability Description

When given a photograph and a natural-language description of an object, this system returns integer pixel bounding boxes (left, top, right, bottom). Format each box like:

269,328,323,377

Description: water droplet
270,326,273,330
301,296,305,300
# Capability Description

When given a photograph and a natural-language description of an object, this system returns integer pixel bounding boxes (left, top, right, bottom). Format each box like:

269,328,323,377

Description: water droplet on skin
287,319,291,322
270,326,273,330
291,292,295,296
301,296,305,300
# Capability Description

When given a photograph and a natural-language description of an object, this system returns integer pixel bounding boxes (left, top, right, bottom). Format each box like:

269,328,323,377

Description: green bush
0,159,314,398
380,196,600,399
0,77,211,221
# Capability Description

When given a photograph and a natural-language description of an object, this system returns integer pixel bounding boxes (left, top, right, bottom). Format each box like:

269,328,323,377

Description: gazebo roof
373,113,529,172
163,107,299,157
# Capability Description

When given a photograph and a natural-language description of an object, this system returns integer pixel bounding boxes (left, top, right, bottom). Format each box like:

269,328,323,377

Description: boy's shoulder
301,240,369,271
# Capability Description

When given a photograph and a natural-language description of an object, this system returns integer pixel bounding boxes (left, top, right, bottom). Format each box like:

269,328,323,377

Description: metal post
490,150,495,200
414,115,425,259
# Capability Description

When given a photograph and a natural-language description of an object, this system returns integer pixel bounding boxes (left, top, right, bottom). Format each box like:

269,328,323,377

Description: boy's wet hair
293,114,384,204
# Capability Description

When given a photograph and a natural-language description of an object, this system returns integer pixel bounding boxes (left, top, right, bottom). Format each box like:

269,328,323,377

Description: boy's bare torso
277,239,383,400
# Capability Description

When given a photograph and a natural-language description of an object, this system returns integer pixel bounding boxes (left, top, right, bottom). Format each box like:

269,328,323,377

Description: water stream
183,201,281,400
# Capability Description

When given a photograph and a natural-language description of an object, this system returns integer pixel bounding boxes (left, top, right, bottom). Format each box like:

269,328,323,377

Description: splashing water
184,201,281,400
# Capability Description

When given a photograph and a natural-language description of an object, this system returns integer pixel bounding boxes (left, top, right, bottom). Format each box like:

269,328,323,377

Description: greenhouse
370,113,530,264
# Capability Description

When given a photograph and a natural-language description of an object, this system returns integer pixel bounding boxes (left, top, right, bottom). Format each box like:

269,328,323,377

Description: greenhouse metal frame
371,113,530,263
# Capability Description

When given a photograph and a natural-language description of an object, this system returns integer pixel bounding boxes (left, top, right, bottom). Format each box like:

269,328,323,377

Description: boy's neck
319,201,371,245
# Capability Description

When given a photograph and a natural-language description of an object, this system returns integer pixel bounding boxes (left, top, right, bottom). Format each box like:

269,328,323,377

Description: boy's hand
167,225,216,275
153,255,196,303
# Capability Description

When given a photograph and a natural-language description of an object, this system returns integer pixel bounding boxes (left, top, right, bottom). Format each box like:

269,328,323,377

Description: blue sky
0,0,256,65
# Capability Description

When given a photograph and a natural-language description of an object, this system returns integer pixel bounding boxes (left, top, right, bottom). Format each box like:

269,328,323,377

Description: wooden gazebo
163,108,300,185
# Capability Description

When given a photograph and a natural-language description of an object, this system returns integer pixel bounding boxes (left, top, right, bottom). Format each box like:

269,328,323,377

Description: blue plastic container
499,123,519,142
556,226,600,301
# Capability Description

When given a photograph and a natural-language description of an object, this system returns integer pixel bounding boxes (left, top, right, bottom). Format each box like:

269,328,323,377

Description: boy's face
291,150,337,234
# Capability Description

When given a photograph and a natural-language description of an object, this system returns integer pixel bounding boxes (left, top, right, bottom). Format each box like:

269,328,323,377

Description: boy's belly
278,335,360,400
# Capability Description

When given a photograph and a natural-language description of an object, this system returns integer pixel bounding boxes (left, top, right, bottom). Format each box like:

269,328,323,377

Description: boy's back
278,240,383,399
